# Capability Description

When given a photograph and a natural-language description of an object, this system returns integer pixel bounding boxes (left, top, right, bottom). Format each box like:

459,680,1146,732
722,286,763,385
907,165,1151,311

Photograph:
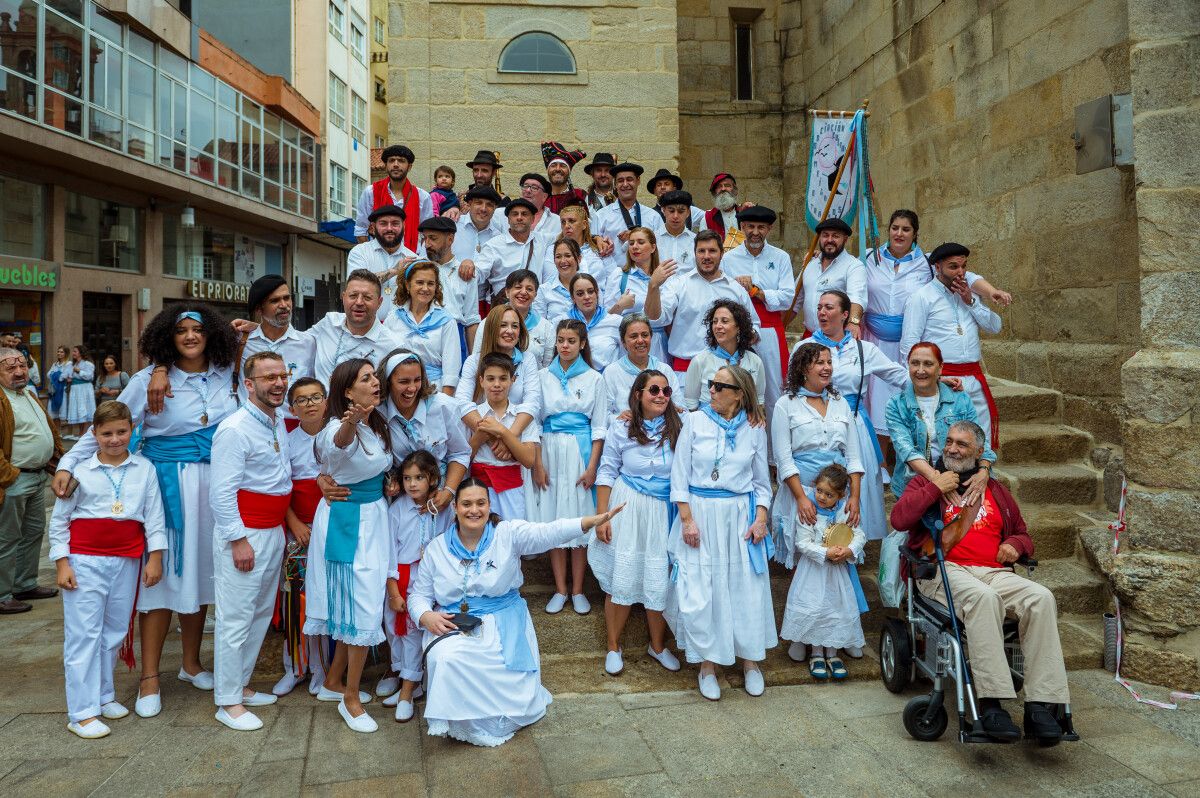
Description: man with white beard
703,173,755,251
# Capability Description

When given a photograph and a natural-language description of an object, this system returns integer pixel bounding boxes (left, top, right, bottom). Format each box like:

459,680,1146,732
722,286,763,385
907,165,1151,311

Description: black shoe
979,705,1021,741
1024,702,1064,743
0,599,33,614
14,586,58,600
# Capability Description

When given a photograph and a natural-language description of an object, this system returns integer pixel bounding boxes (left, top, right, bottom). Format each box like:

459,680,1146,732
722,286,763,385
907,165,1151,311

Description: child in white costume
467,353,539,522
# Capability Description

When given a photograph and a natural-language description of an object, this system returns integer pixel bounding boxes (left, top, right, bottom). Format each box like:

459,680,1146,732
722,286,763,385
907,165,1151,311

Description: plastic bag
877,530,907,608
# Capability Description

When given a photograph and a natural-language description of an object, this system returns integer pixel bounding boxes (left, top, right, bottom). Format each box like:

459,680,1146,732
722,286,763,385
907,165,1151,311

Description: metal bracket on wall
1072,93,1134,174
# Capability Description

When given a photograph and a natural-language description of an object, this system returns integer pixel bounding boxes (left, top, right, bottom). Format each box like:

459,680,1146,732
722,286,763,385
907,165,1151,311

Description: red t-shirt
943,489,1003,568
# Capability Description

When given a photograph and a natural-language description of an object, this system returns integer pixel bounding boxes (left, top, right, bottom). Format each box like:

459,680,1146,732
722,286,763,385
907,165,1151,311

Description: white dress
303,419,395,647
588,418,673,610
683,348,766,411
664,411,777,665
779,497,867,650
47,360,70,419
383,304,463,391
601,356,681,417
408,518,589,747
531,365,607,547
64,360,97,424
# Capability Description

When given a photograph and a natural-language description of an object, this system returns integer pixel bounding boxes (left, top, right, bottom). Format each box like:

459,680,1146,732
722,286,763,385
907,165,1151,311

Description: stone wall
386,0,681,189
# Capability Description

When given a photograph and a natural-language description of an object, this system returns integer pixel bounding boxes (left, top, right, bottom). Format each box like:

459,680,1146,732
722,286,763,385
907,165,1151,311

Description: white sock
824,646,837,659
810,644,822,658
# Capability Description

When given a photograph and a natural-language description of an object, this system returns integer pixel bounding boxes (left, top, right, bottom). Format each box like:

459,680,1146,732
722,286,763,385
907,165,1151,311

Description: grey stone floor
2,559,1199,797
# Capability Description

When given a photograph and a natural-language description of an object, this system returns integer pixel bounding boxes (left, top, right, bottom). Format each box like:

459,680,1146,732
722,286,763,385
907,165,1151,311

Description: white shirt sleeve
139,464,168,554
845,259,868,309
209,423,250,543
760,253,795,312
354,186,374,237
898,289,929,365
47,492,78,562
509,518,589,557
771,401,797,480
438,325,462,389
968,297,1002,334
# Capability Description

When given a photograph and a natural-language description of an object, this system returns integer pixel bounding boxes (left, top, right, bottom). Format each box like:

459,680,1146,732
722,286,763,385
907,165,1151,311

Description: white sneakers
375,675,400,697
698,672,721,701
394,700,415,722
177,669,215,690
317,686,371,704
68,719,111,739
647,646,681,672
545,593,568,614
787,641,808,662
134,692,161,718
242,692,278,707
384,684,423,707
844,646,864,659
743,667,765,697
546,593,592,614
604,650,625,675
100,701,129,720
338,700,378,733
571,594,591,614
215,707,262,731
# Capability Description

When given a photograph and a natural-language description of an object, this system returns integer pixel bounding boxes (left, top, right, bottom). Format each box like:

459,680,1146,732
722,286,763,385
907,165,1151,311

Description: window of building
0,174,45,259
329,162,347,218
733,24,753,100
498,32,575,74
373,16,385,45
63,192,140,271
374,135,384,148
328,1,345,42
163,214,234,281
374,79,386,103
351,13,367,63
328,72,346,131
351,174,367,209
351,92,366,142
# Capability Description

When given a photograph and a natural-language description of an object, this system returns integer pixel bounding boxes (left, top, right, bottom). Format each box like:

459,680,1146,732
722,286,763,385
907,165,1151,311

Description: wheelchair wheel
903,695,948,742
879,618,912,694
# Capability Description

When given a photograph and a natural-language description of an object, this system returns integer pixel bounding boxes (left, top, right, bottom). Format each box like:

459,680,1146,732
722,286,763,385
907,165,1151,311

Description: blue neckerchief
626,268,649,283
447,522,495,562
643,415,665,438
508,347,524,366
394,305,451,338
549,355,589,392
812,328,852,351
797,387,827,399
700,404,746,450
879,244,923,266
568,304,604,331
617,355,663,377
808,485,847,519
524,309,541,329
709,346,740,366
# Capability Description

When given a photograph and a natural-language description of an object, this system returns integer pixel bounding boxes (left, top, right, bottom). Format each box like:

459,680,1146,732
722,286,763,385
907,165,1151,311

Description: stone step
994,463,1100,506
1034,557,1109,615
1057,612,1106,671
990,377,1061,423
1023,505,1084,560
998,422,1093,464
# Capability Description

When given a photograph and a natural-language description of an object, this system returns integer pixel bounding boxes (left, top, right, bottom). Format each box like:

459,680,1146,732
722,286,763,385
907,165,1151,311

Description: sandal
828,657,848,680
808,657,828,680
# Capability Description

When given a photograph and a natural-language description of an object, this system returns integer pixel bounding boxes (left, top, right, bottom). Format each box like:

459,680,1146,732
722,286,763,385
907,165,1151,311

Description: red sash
752,298,789,380
470,462,523,493
939,361,999,449
69,518,145,558
290,479,322,526
671,356,692,372
237,490,292,530
392,561,418,635
284,417,300,433
705,208,724,239
371,177,421,251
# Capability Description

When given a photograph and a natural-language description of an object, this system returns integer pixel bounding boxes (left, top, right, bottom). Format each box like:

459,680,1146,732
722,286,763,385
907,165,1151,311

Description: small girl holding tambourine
779,463,867,682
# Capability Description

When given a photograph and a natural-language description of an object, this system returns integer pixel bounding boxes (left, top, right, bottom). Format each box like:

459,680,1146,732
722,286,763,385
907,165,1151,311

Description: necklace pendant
459,600,469,613
273,441,280,452
111,500,124,516
384,286,393,294
711,468,720,481
956,325,964,335
200,413,209,425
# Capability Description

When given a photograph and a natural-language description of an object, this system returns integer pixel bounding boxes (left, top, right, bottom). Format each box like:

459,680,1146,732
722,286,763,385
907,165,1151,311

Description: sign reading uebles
187,279,250,304
0,256,60,292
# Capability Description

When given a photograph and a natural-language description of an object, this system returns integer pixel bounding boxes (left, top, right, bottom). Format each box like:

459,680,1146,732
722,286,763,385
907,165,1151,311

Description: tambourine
823,523,854,548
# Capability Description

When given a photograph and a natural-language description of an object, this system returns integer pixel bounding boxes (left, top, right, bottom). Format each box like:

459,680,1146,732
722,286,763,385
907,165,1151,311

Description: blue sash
544,411,593,468
425,362,444,382
48,371,67,412
457,323,469,362
844,393,886,465
324,473,386,640
688,486,774,575
863,312,904,343
792,449,845,486
619,473,676,529
458,588,537,672
139,426,216,576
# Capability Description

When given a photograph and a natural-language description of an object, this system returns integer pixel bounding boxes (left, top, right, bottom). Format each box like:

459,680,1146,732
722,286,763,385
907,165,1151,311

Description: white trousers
213,525,285,707
384,604,424,682
960,375,993,445
62,554,139,721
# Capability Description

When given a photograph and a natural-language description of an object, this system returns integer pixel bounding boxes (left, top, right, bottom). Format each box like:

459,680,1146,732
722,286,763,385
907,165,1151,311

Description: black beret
368,203,405,222
658,190,693,209
418,216,456,233
518,173,551,193
247,274,288,316
381,144,415,163
505,198,538,216
612,162,644,178
737,205,777,225
464,185,503,205
814,218,852,236
928,242,971,263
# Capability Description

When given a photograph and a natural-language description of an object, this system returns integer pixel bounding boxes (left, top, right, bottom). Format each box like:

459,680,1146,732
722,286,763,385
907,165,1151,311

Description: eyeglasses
642,385,672,397
291,394,326,406
521,183,545,193
254,373,290,383
708,380,740,393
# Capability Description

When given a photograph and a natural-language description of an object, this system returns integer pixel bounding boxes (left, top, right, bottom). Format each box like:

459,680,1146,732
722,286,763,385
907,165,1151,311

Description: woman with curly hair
682,299,765,411
383,260,461,394
52,301,240,719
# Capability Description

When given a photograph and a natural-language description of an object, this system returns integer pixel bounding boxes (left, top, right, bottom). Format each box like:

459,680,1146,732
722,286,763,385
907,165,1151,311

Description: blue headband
177,311,202,324
404,259,436,281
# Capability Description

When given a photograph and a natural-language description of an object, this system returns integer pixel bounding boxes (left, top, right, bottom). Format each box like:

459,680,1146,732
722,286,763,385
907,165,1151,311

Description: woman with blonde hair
605,227,677,361
383,260,461,394
543,203,604,281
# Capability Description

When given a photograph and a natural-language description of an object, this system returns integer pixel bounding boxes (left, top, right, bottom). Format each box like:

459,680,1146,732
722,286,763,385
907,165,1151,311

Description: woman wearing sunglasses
601,314,681,416
589,369,684,677
682,300,765,411
666,365,775,701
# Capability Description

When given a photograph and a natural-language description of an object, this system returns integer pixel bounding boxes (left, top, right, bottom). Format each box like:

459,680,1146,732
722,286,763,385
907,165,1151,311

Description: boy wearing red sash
467,353,539,521
50,401,166,739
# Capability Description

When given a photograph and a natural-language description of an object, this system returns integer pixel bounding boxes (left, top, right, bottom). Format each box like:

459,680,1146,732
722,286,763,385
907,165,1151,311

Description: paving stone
1049,778,1178,798
554,772,679,798
300,773,426,797
0,756,125,798
303,704,422,785
536,726,662,785
627,700,778,782
1165,780,1200,798
0,712,163,759
423,728,552,797
530,693,630,738
1087,726,1200,785
235,758,306,797
256,705,314,763
89,724,219,797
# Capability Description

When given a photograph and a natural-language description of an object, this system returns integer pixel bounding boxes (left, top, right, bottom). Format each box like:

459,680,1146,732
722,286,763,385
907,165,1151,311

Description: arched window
498,32,576,74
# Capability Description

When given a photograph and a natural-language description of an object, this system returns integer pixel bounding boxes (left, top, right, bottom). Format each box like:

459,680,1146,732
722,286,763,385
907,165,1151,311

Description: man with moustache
237,276,316,419
591,162,666,269
308,270,401,385
798,218,868,338
515,173,563,242
444,151,509,222
346,205,420,321
474,198,546,305
583,153,617,212
355,145,433,247
208,351,293,731
647,168,705,232
704,173,754,250
541,142,587,214
419,216,481,352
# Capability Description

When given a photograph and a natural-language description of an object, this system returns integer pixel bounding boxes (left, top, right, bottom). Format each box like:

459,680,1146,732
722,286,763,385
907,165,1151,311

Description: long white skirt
65,383,96,424
864,331,900,435
664,494,777,665
779,556,865,649
422,609,550,747
139,462,213,614
533,432,594,548
303,497,391,647
854,412,889,541
587,480,670,610
520,464,541,524
770,481,808,570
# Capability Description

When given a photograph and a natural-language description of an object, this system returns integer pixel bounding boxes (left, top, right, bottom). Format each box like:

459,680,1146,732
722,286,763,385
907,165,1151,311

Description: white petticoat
587,479,670,610
65,383,96,425
532,432,595,548
138,461,214,614
779,556,865,649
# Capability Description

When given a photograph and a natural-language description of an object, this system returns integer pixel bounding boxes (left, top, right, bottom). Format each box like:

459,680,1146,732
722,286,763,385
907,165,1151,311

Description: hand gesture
962,468,990,506
459,259,476,282
576,466,597,490
650,259,678,288
617,230,631,244
342,401,374,425
939,376,964,392
388,593,407,613
796,493,817,525
476,416,506,440
845,497,861,528
289,522,312,547
430,488,453,514
990,288,1012,307
146,367,173,414
932,470,960,495
848,321,862,340
614,291,636,313
51,470,73,499
56,560,77,591
595,521,613,544
443,207,462,222
744,517,768,544
592,502,626,528
597,236,615,258
734,275,753,292
421,610,458,635
951,276,973,304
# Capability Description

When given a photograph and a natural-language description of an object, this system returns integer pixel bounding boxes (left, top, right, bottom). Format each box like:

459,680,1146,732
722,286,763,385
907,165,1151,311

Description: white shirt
721,242,796,312
532,280,576,325
47,453,168,561
382,304,462,389
451,214,503,264
602,267,659,320
656,228,697,275
916,393,941,460
354,183,434,239
791,336,909,400
531,209,562,242
533,365,608,445
382,393,471,469
595,417,674,487
310,312,402,386
863,246,981,317
388,494,453,565
770,394,864,483
569,310,623,371
899,280,1002,365
471,400,540,466
476,232,547,299
346,239,421,321
800,250,868,332
315,417,393,483
670,410,770,508
684,349,766,411
288,425,320,480
435,256,481,328
238,325,316,412
455,352,542,418
794,495,865,565
591,201,667,270
648,270,758,361
538,243,603,289
601,356,681,416
210,404,292,542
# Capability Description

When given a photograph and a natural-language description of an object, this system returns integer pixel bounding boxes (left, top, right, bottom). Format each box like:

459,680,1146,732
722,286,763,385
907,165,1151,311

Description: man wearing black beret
237,274,315,416
347,203,421,321
798,217,867,337
419,216,481,352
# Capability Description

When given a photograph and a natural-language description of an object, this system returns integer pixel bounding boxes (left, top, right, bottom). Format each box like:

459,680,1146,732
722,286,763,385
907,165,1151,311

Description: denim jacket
885,382,996,497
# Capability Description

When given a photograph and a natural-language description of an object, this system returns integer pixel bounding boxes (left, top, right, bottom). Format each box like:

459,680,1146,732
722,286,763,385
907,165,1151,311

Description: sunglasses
642,385,672,397
708,380,740,393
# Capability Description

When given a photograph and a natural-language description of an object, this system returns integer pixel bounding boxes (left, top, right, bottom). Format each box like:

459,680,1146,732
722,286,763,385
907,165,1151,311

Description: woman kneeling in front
408,478,624,747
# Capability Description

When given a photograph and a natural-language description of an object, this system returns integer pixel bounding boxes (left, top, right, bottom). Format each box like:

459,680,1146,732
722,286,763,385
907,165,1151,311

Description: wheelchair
878,531,1080,746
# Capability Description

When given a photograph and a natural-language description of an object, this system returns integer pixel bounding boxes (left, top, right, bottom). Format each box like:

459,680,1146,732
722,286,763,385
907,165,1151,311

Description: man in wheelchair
890,421,1070,743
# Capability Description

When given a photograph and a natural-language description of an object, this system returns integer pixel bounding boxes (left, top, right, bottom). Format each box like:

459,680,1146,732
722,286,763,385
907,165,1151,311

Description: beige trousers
918,563,1070,703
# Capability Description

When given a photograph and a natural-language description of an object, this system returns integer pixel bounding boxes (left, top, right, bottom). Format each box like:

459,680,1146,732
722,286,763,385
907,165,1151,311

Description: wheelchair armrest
900,546,938,580
1017,554,1038,575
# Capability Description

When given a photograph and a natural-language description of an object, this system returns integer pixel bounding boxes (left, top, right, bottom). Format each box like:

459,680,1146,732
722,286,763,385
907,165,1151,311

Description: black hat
646,168,683,193
418,216,456,234
466,149,502,168
612,162,644,178
381,144,415,164
814,218,852,236
518,173,551,194
658,189,693,209
928,242,971,264
583,152,617,175
368,203,406,222
737,205,777,225
247,274,288,316
464,185,503,205
505,198,538,216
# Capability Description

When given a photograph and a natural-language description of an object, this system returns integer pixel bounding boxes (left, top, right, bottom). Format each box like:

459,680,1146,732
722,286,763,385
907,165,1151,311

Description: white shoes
844,646,864,659
383,684,423,707
316,686,371,704
571,594,591,614
604,649,624,675
134,692,161,718
338,700,378,733
100,701,129,720
698,672,721,701
242,691,278,707
647,646,681,672
787,642,808,662
67,719,111,739
375,675,400,697
272,671,301,696
177,669,214,690
743,667,765,697
545,593,568,614
394,700,415,722
308,671,325,696
203,615,215,635
215,707,262,731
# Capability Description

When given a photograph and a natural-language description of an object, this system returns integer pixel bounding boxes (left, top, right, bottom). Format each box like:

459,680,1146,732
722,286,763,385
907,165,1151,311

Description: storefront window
0,175,45,258
63,192,140,271
163,215,236,282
